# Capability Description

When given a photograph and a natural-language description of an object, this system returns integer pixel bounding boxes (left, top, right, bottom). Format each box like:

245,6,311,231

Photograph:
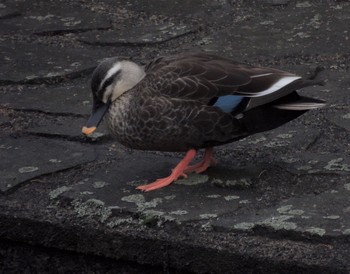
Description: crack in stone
1,106,86,118
305,131,323,151
80,28,200,47
0,67,95,86
35,27,111,36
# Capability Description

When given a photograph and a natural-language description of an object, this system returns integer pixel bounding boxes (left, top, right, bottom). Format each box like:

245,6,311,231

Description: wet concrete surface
0,0,350,273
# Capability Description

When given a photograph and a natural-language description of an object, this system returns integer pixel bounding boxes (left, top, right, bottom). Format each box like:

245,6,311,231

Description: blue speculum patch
213,95,243,113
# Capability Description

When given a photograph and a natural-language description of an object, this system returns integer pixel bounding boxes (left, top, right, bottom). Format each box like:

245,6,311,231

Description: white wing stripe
249,76,301,97
250,73,273,78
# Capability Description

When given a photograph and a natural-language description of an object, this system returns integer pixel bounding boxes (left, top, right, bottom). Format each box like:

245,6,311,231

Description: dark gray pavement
1,0,350,273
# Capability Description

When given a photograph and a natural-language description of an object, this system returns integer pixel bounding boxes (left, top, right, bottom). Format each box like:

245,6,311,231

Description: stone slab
0,136,96,192
101,0,226,19
27,116,109,141
213,183,350,238
0,0,110,35
225,122,322,154
277,152,350,175
55,121,326,228
0,3,20,19
0,41,114,84
298,71,350,105
326,106,350,132
0,0,350,272
58,150,263,224
0,114,11,127
194,2,350,61
79,22,200,46
0,81,91,115
0,82,109,139
265,0,290,6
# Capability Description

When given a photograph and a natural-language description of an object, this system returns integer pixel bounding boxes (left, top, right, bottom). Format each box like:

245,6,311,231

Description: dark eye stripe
99,70,121,95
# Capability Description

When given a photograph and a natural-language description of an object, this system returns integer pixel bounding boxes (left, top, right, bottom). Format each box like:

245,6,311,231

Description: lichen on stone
234,222,255,230
212,178,252,189
296,1,312,8
207,194,221,198
121,194,162,211
324,158,350,172
288,209,305,215
121,194,145,204
18,166,39,173
305,227,326,236
277,133,293,139
224,195,240,201
164,195,176,200
249,136,266,144
323,215,340,220
277,205,304,216
259,215,297,230
175,174,208,185
342,113,350,119
140,210,174,226
92,180,109,189
297,165,312,171
264,140,290,148
169,210,188,215
106,217,133,228
140,198,163,211
72,198,112,223
343,229,350,235
281,157,298,163
277,205,293,214
80,191,94,195
199,213,218,219
49,186,72,199
201,222,213,231
49,159,61,163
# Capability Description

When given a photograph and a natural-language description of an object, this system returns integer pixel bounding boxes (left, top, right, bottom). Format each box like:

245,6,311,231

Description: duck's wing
142,53,306,111
144,53,252,102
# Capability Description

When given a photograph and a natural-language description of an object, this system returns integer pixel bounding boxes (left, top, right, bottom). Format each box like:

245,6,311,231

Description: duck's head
82,58,145,135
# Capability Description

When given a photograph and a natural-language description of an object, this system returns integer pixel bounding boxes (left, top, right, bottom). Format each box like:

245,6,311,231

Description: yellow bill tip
82,126,97,136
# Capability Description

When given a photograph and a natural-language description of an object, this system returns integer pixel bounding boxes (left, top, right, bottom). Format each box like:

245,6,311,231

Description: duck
82,53,325,192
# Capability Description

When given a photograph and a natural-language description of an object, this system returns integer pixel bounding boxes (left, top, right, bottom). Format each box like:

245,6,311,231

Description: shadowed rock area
0,0,350,273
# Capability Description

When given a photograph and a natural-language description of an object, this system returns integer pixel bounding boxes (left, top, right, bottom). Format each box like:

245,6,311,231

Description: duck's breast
106,93,244,152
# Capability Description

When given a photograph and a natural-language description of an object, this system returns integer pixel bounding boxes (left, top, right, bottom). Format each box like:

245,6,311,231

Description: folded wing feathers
146,54,323,111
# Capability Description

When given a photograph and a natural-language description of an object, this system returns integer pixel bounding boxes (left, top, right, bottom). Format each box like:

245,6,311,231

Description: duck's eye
100,75,116,95
100,69,121,90
97,70,121,100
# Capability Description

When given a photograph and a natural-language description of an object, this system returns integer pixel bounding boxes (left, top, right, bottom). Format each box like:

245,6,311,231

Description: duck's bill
82,100,110,136
82,126,97,135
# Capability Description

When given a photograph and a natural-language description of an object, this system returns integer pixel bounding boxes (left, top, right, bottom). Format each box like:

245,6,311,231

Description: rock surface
0,0,349,273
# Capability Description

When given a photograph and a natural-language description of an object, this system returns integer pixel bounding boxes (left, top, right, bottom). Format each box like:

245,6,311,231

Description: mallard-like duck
82,53,325,191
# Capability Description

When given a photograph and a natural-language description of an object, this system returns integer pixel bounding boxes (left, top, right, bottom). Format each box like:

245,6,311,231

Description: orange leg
184,147,216,174
136,149,197,192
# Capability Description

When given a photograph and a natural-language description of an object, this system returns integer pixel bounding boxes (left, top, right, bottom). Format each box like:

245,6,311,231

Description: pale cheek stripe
103,86,113,103
99,63,121,91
